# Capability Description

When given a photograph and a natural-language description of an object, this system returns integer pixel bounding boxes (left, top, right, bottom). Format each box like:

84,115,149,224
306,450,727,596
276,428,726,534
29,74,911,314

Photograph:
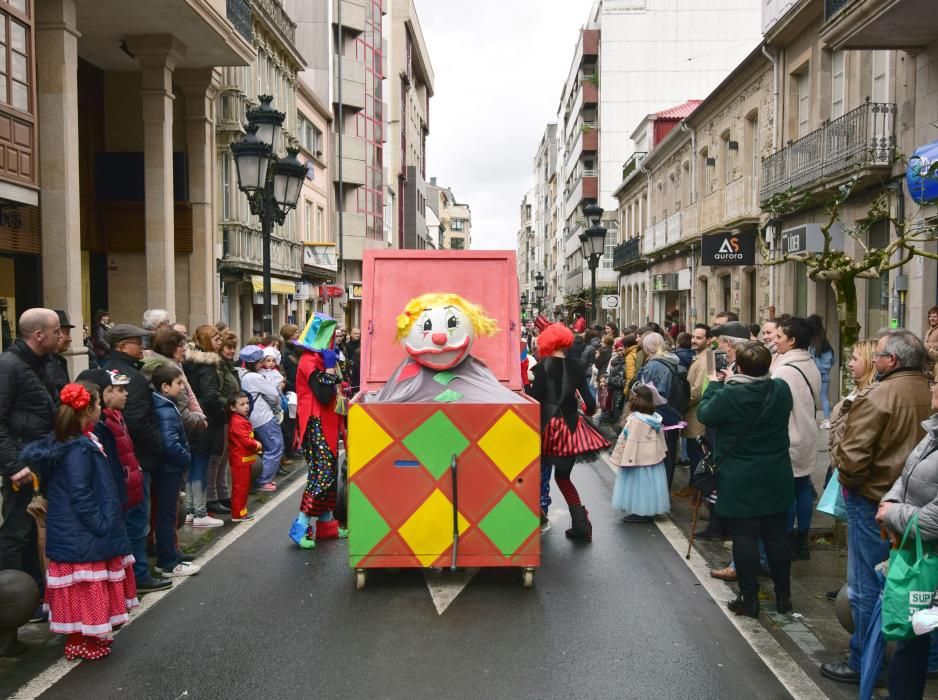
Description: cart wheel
522,568,534,589
355,569,367,590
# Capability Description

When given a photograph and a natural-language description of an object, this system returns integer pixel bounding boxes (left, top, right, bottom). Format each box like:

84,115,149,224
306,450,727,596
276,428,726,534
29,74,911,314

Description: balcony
613,237,643,271
621,151,647,183
760,100,896,203
582,81,598,106
682,203,698,240
564,172,599,216
335,0,366,35
334,54,366,112
700,190,724,233
641,211,682,255
724,176,760,224
221,224,302,278
582,29,599,60
332,133,367,186
226,0,252,42
565,123,598,173
252,0,296,45
566,267,583,291
822,0,938,49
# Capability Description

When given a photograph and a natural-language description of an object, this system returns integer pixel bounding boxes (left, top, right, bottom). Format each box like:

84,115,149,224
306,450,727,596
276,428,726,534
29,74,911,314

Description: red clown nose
431,332,448,346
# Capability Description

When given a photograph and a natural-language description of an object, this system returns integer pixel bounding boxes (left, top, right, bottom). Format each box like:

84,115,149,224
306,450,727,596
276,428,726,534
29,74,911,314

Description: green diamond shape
348,483,391,567
478,491,539,556
433,389,464,403
402,410,470,479
433,370,457,385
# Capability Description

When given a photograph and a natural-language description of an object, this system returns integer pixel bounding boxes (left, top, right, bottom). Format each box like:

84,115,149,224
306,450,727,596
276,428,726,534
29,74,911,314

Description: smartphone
714,351,727,372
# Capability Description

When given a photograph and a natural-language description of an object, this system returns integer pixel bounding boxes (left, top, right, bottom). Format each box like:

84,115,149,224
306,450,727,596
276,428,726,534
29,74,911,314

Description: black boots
727,594,759,618
565,505,592,542
790,530,811,560
776,594,793,614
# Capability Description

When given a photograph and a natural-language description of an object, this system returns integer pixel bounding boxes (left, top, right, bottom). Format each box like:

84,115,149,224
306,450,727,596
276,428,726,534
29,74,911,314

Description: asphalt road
39,459,791,700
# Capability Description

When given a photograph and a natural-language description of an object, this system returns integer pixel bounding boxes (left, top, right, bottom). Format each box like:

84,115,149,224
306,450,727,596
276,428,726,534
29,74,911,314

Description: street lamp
579,202,607,325
534,272,545,312
230,95,306,335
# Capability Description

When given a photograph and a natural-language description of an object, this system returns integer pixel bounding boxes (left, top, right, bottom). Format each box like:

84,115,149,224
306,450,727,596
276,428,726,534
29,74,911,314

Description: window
0,4,32,112
721,131,733,184
221,153,231,220
681,162,690,207
865,220,890,332
297,116,323,156
451,218,465,231
700,148,714,195
831,50,845,118
316,206,325,242
796,72,810,137
872,50,890,103
450,237,465,250
304,201,312,242
747,113,759,206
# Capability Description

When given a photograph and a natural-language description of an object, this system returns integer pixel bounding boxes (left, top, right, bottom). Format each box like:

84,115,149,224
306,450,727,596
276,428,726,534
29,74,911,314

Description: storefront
0,206,43,351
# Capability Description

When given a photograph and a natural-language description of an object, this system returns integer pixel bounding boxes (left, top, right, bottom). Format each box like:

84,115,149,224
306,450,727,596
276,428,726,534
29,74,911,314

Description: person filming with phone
710,321,751,378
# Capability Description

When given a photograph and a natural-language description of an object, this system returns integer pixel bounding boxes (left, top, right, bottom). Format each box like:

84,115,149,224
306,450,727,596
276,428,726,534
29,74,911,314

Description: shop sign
319,284,343,298
652,273,679,292
601,295,619,309
907,140,938,204
347,281,364,300
303,243,337,271
701,232,755,266
781,223,843,254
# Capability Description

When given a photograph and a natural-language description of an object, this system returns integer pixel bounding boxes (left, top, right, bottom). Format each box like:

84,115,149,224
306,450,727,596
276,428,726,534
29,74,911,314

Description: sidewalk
594,416,937,699
0,460,308,699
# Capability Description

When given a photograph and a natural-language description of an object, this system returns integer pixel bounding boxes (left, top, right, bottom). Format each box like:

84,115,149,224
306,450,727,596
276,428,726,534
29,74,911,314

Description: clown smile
404,335,471,369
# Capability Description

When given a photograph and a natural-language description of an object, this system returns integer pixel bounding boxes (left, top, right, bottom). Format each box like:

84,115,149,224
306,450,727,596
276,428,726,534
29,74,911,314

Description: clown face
403,304,474,371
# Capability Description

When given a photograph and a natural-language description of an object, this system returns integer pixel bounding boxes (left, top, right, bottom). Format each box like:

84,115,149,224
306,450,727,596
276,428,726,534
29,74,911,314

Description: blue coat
22,435,131,564
152,392,191,471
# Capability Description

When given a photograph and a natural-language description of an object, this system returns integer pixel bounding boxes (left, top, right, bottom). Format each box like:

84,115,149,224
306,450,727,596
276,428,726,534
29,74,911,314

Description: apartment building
286,0,382,328
531,124,557,309
216,0,305,339
517,189,536,317
1,0,254,367
551,0,763,310
385,0,434,250
426,177,471,250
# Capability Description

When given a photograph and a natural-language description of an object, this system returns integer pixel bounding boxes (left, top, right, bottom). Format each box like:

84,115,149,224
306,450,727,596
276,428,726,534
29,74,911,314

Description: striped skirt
542,415,610,462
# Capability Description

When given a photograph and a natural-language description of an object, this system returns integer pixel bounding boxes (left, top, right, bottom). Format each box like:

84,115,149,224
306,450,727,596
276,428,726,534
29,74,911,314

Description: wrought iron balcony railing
824,0,853,22
226,0,253,42
761,99,895,203
613,237,642,271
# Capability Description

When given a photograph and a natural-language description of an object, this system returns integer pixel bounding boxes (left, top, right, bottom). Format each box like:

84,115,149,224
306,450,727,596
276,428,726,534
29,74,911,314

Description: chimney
430,176,437,186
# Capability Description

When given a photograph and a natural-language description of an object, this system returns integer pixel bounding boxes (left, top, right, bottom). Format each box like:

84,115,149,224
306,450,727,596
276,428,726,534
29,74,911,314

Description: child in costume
22,382,138,661
289,313,348,549
237,345,284,492
227,391,262,522
610,385,670,522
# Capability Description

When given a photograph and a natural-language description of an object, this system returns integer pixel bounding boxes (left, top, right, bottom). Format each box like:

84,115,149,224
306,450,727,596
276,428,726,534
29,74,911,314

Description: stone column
177,68,219,329
126,35,186,315
36,0,86,373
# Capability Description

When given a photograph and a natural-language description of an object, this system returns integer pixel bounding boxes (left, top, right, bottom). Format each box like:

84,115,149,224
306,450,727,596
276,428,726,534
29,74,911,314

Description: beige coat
610,412,667,468
772,349,821,478
684,352,708,438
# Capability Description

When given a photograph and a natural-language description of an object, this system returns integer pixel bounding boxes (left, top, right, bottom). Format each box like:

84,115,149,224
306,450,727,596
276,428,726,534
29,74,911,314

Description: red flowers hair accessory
60,383,91,411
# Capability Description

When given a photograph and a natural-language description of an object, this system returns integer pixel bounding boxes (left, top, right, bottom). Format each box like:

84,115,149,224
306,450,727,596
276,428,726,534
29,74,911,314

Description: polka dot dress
44,555,139,636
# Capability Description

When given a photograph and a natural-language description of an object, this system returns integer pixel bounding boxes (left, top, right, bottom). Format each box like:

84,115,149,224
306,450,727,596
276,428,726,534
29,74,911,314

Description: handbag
817,470,847,521
882,513,938,641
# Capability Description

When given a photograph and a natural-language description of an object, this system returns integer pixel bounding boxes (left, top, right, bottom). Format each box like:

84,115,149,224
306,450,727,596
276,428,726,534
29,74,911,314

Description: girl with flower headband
21,382,138,661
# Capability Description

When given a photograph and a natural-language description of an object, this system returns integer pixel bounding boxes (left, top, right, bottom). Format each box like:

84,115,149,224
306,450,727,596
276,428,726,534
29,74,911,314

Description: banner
701,232,755,266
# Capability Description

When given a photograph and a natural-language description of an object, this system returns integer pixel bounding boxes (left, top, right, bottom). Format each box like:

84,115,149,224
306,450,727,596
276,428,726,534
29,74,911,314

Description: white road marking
11,476,306,700
422,567,480,614
601,452,826,698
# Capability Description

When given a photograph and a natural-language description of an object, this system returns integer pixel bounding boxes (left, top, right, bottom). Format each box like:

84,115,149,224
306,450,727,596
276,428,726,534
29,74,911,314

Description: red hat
533,314,550,332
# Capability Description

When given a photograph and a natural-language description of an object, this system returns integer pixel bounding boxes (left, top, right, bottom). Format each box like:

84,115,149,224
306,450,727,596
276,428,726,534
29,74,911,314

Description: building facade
216,0,305,340
427,177,471,250
4,0,255,369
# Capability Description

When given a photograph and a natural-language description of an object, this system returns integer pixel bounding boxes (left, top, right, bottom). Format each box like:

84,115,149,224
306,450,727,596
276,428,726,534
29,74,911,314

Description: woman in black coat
530,323,609,541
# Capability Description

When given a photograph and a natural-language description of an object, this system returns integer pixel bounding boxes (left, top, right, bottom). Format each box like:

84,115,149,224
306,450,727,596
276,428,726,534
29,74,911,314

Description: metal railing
622,151,647,183
724,175,758,222
613,237,642,270
222,224,303,276
700,190,724,232
252,0,296,44
825,0,853,22
682,203,698,240
226,0,252,42
761,100,896,202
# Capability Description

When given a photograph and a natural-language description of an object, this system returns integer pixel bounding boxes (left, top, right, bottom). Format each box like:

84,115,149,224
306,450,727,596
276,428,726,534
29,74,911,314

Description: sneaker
184,513,194,525
257,483,277,493
193,515,224,528
231,513,255,522
136,577,173,593
161,561,201,577
28,606,49,623
820,419,831,430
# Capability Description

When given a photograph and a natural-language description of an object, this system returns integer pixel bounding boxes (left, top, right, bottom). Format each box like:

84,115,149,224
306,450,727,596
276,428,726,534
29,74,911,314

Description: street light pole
261,203,274,334
579,203,607,327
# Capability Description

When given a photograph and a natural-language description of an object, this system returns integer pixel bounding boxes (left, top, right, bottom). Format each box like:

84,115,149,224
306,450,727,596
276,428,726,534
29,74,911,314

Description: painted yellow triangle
348,405,394,477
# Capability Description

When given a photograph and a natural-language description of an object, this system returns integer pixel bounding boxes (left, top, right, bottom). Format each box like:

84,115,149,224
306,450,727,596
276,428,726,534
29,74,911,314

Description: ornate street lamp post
534,272,545,313
579,203,607,326
230,95,306,335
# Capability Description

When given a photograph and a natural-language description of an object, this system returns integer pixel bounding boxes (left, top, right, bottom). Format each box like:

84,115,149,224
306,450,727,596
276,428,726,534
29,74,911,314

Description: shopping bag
817,471,847,521
882,514,938,641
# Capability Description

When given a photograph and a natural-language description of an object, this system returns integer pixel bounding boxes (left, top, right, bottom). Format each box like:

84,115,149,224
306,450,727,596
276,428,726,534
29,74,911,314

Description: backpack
652,358,690,417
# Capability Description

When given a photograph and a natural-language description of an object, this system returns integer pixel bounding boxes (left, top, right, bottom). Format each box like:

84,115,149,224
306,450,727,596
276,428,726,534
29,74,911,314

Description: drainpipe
681,121,697,321
641,164,653,321
762,43,780,318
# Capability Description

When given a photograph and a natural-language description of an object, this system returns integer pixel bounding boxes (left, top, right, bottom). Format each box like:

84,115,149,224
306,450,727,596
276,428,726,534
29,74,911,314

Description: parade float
348,250,541,589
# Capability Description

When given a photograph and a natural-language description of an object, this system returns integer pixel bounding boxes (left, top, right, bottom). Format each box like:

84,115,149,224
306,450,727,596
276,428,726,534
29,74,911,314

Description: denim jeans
540,459,553,514
124,472,151,582
152,468,183,570
888,632,930,700
253,419,284,485
846,490,891,671
820,378,831,419
186,451,210,518
786,475,816,532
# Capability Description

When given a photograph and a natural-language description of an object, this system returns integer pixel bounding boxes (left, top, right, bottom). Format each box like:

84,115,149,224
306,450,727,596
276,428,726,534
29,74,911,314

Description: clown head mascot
368,293,524,404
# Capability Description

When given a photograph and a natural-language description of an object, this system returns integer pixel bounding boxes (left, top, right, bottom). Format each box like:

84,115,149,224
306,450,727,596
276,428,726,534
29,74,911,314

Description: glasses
874,351,895,358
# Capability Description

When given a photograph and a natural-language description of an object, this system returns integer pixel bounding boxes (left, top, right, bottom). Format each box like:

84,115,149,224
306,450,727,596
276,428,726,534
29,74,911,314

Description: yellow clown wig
395,293,499,342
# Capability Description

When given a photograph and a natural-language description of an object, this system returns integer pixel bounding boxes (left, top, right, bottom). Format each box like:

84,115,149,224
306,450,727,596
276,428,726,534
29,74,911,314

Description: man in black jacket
45,309,74,396
100,323,171,592
0,308,61,603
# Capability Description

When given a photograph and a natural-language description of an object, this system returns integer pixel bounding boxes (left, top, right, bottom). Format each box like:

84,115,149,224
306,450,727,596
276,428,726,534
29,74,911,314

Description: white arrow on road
423,567,480,614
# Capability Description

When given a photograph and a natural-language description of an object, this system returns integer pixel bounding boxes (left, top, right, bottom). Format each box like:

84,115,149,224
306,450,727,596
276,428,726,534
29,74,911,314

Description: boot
791,530,811,560
288,516,307,545
727,593,759,618
316,519,348,540
565,505,592,542
776,594,793,614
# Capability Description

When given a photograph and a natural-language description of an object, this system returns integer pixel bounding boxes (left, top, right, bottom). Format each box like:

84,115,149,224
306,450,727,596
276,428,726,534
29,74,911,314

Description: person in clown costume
288,313,348,549
366,293,525,404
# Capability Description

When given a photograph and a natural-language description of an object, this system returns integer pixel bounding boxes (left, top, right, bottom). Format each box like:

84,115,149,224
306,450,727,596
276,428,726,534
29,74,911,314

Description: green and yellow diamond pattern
398,489,469,567
401,410,470,479
478,490,540,556
477,409,540,481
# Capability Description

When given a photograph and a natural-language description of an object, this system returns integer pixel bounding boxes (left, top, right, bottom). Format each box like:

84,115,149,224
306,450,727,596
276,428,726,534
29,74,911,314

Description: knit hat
262,346,281,365
239,344,264,364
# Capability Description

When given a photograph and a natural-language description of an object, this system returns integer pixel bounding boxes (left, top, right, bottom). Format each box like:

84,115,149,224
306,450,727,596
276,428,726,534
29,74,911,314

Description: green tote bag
882,513,938,641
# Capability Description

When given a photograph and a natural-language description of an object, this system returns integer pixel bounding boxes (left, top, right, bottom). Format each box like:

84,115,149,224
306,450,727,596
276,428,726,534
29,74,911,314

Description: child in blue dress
610,385,670,522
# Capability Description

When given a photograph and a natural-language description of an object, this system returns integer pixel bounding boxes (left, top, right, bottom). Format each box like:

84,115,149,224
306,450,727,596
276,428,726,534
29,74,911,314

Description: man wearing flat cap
710,321,752,375
45,309,74,396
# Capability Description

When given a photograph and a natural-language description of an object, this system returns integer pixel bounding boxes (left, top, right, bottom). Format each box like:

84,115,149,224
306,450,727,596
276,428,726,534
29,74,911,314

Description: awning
251,276,297,296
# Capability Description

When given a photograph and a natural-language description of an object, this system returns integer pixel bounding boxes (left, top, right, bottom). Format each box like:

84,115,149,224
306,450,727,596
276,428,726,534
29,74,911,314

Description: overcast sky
417,1,593,251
